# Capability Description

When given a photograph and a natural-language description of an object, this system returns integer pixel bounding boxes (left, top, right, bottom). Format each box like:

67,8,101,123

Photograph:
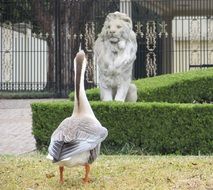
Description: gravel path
0,99,65,155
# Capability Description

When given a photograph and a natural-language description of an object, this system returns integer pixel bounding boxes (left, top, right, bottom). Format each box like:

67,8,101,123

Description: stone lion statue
94,11,137,102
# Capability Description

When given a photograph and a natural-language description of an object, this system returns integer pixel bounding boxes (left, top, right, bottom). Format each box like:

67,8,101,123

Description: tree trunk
31,0,55,91
31,0,96,96
59,0,96,96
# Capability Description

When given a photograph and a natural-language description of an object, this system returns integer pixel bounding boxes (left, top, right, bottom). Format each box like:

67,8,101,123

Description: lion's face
96,12,135,46
105,19,125,43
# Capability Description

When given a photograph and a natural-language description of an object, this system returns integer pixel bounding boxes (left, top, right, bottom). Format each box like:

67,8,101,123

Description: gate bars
0,0,213,97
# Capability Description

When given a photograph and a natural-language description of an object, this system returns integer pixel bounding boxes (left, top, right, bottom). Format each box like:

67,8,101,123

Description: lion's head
98,11,136,44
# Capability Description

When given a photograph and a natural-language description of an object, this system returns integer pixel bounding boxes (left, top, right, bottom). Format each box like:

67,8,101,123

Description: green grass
0,91,57,99
0,154,213,190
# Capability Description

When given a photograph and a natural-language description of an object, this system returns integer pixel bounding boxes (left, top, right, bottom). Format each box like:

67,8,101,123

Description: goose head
74,50,87,84
74,50,87,104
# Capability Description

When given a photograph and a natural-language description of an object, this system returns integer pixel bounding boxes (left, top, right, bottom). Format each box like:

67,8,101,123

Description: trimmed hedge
33,69,213,155
69,68,213,103
32,101,213,155
69,87,100,101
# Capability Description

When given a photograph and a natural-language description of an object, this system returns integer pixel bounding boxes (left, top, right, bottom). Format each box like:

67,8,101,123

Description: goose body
47,50,108,183
47,116,107,167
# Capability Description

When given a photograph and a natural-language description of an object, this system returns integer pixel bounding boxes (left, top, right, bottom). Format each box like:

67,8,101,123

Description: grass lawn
0,154,213,190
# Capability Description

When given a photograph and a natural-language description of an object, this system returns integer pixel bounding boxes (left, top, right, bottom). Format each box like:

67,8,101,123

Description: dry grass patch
0,154,213,190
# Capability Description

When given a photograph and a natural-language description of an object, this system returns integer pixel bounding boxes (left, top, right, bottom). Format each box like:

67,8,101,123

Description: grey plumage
48,114,108,164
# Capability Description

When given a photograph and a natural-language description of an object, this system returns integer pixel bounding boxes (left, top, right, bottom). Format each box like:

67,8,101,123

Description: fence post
54,0,62,97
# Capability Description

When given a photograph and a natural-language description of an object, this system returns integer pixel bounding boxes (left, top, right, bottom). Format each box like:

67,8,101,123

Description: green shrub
135,68,213,103
33,69,213,155
32,101,213,155
69,68,213,103
32,101,71,152
69,87,100,101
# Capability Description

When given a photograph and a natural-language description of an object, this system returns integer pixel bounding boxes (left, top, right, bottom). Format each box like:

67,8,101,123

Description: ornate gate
1,0,213,97
132,1,171,79
0,1,55,93
1,23,13,83
131,0,213,78
53,0,119,95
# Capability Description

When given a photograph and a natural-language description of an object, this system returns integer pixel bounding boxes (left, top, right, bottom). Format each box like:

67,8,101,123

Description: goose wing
48,117,108,162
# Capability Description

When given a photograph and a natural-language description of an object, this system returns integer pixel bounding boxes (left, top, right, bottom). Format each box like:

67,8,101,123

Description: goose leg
83,164,90,183
59,166,64,184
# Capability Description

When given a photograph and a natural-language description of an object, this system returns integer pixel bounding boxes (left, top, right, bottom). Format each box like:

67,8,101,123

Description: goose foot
82,164,90,183
59,166,64,184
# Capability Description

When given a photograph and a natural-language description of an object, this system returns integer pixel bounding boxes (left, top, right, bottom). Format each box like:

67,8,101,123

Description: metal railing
0,0,213,97
0,23,48,91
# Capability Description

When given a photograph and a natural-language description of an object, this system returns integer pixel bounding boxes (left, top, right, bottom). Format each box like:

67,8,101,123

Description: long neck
72,57,95,117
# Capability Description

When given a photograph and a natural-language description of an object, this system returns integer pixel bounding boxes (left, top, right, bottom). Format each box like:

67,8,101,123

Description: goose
47,50,108,184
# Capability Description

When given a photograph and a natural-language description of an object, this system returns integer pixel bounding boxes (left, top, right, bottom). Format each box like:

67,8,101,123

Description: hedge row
32,101,213,155
69,68,213,103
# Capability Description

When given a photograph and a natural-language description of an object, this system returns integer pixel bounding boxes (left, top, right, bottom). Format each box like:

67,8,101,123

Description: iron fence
0,23,49,91
131,0,213,78
0,0,213,97
0,0,57,94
